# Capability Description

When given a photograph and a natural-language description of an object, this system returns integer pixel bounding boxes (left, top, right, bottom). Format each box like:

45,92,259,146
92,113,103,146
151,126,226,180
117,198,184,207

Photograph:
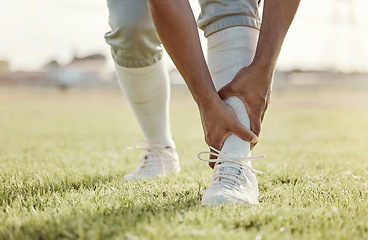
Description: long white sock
115,59,175,148
207,26,259,159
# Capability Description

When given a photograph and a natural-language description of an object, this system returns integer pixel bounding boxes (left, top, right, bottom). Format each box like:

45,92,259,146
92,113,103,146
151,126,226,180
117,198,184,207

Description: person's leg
197,0,261,158
197,0,263,206
207,26,259,157
104,0,179,180
105,0,163,68
200,26,260,206
197,0,261,38
114,61,175,149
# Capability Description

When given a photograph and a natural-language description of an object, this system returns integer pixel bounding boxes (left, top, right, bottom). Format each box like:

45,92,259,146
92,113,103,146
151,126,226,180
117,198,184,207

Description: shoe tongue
225,152,241,159
216,162,242,185
143,150,159,162
221,152,252,168
220,162,241,174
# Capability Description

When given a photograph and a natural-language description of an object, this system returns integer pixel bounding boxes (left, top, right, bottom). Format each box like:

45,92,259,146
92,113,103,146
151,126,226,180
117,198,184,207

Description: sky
0,0,367,72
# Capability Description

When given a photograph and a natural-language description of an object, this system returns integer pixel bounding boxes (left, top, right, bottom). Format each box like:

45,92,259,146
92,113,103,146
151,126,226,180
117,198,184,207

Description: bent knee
105,10,162,67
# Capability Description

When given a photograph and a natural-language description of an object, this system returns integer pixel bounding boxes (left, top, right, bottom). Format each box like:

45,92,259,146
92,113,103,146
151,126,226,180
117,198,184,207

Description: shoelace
198,146,265,188
127,140,176,174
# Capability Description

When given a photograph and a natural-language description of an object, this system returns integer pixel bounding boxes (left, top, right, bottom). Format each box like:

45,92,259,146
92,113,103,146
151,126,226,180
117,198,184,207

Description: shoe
124,141,180,181
199,147,264,207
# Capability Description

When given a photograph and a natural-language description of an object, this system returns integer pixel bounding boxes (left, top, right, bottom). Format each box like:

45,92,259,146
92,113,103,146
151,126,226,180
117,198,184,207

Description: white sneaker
124,141,180,181
199,147,264,207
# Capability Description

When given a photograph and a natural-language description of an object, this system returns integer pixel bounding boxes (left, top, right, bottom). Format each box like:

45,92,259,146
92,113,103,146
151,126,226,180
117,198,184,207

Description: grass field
1,87,368,240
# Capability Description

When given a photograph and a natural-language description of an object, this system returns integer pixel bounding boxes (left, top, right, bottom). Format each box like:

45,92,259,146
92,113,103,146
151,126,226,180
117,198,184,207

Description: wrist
250,58,275,76
197,95,222,111
196,92,223,111
247,62,274,88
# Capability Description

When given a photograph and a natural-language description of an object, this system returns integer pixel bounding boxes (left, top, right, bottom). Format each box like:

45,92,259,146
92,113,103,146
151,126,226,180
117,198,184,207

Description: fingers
219,92,259,144
261,104,268,122
250,141,258,150
208,132,230,157
218,83,235,101
206,123,258,168
249,110,262,150
207,132,230,169
208,162,215,169
219,82,260,141
208,147,217,169
250,114,261,137
233,122,258,144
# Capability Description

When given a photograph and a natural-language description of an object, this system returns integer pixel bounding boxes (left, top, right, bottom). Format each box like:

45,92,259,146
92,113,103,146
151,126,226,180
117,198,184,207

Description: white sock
207,26,259,159
115,59,175,149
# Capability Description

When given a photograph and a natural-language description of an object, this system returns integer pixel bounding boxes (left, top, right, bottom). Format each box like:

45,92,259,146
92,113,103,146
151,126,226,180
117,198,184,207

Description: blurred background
0,0,367,89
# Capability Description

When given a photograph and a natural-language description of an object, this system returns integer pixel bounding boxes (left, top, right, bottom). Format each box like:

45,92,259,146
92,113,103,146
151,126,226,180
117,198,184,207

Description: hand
218,64,273,150
198,98,259,160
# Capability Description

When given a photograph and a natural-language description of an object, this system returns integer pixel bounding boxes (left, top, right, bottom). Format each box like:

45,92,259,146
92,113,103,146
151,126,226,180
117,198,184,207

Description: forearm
148,0,220,108
252,0,300,80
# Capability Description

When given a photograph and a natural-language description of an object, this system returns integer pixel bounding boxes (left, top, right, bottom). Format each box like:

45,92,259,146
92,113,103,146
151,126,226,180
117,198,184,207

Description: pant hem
112,51,163,68
201,16,261,37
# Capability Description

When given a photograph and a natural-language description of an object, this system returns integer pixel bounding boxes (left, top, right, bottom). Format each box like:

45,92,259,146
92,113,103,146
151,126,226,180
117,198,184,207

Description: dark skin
148,0,300,168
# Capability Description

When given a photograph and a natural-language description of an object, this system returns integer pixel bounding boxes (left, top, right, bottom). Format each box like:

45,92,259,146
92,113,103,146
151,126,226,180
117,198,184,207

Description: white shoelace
127,140,176,174
198,146,265,189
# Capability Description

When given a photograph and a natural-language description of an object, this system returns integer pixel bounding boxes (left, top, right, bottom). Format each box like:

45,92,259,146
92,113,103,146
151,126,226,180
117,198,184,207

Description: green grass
1,87,368,240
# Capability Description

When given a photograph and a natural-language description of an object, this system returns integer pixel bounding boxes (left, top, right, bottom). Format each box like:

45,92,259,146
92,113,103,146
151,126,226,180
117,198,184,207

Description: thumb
233,122,259,145
250,115,261,138
218,83,235,100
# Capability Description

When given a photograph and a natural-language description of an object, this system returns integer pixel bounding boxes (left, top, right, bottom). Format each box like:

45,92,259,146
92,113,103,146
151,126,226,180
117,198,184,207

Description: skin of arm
218,0,301,149
148,0,259,153
148,0,300,165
